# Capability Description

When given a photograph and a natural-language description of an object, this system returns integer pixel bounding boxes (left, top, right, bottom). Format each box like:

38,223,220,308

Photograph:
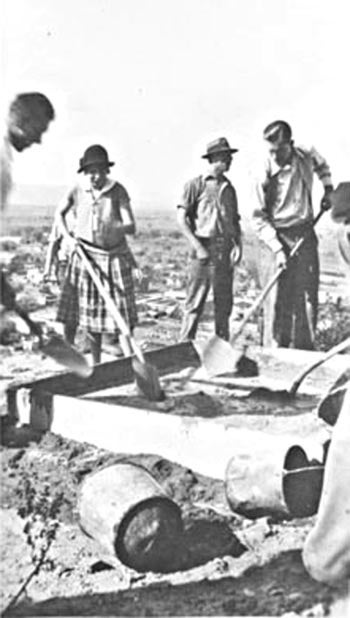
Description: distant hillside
9,184,67,209
3,185,346,278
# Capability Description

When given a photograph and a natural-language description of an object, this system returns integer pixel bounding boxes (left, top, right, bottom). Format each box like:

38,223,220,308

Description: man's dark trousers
260,225,319,350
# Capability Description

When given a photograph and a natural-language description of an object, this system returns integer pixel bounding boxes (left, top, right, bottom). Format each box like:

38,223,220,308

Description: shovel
12,302,92,378
199,208,326,378
75,243,164,402
248,335,350,402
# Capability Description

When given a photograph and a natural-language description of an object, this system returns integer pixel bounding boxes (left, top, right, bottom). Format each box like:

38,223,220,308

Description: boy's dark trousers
180,237,233,341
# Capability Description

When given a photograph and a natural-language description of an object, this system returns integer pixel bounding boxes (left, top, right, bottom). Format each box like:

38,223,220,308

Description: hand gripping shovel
76,242,164,401
12,302,92,378
199,209,326,378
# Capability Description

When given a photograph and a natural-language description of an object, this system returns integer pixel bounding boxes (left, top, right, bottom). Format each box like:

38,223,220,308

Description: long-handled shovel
75,242,164,402
248,335,350,402
12,301,92,378
199,209,326,378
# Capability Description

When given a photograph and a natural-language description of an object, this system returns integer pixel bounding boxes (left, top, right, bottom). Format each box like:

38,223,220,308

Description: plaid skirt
57,243,137,333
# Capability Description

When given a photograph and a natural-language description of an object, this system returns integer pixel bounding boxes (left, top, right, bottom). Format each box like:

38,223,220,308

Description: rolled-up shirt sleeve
310,146,333,188
177,178,198,214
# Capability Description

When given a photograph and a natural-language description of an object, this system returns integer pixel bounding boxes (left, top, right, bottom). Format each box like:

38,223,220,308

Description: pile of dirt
1,226,348,616
0,432,228,524
1,431,347,617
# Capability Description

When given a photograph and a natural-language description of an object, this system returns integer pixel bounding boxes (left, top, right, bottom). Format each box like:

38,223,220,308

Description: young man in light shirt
253,120,333,350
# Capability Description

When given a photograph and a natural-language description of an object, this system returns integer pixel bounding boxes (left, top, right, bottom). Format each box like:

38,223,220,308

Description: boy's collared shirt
178,172,240,240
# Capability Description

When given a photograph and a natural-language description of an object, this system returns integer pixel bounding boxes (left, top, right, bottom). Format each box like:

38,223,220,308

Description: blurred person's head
7,92,55,152
263,120,293,167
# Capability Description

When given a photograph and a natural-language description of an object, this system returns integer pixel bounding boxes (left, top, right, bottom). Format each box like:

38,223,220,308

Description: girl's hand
66,234,78,252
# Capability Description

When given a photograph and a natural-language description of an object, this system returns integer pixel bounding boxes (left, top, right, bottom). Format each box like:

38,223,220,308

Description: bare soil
1,220,349,616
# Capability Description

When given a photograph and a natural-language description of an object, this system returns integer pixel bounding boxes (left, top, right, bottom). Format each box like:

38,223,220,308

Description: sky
1,0,350,213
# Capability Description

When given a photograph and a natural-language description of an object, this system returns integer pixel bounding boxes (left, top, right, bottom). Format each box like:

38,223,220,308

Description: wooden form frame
6,342,200,427
5,343,350,513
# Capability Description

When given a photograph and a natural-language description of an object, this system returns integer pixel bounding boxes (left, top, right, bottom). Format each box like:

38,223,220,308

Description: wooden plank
6,341,200,398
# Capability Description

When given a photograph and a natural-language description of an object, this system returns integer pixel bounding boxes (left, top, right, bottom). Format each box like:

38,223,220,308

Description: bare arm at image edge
303,385,350,585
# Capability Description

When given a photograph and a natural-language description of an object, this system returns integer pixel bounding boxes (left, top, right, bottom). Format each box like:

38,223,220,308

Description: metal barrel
79,462,183,572
225,441,324,519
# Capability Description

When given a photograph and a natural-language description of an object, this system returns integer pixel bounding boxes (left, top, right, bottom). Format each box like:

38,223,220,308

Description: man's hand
320,186,334,212
275,248,287,269
196,245,210,262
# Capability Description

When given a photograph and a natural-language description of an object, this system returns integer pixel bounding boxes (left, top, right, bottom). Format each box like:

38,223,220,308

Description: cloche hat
78,145,115,173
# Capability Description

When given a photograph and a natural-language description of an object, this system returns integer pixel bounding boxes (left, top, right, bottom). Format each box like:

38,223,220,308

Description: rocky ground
1,221,350,616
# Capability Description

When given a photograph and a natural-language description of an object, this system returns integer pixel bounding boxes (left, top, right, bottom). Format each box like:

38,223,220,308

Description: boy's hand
42,274,57,285
133,268,144,284
196,245,210,262
230,238,242,267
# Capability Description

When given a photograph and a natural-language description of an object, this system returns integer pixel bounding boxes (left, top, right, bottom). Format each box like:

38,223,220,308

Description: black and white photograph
1,1,350,616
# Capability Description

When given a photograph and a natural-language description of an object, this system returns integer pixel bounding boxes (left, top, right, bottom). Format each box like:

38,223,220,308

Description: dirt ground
1,225,350,616
1,348,349,617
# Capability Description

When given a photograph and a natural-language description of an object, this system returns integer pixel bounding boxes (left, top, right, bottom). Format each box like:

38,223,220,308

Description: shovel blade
132,357,164,402
41,334,93,378
195,336,243,378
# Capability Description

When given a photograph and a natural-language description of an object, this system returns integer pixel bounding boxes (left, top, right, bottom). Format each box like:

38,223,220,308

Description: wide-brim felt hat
78,145,115,173
202,137,239,159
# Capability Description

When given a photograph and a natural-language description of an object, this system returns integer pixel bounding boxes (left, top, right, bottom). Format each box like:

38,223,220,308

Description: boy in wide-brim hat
177,137,242,342
56,144,138,364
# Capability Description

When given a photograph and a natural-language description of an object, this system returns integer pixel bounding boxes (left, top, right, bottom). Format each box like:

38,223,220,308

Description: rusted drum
225,443,324,519
79,462,183,572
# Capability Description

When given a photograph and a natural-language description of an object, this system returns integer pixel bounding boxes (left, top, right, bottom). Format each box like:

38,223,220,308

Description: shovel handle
230,209,326,346
76,243,145,364
289,336,350,396
230,267,283,344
